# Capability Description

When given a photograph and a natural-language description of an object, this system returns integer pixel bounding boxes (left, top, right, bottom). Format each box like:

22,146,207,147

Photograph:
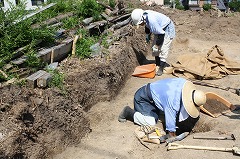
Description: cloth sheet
171,45,240,79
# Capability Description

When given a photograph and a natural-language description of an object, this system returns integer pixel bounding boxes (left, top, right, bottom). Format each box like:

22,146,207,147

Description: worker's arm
168,131,176,137
164,106,178,133
145,26,151,43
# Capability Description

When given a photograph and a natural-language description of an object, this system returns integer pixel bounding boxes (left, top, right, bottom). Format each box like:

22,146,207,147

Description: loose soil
1,1,240,159
204,99,230,116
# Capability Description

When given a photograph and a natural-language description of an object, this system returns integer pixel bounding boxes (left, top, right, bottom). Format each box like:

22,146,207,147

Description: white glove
152,45,159,53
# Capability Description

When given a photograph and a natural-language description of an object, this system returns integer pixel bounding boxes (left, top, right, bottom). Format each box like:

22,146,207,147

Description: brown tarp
171,45,240,79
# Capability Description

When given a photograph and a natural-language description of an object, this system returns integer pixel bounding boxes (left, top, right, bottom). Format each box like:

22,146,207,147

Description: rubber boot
155,56,161,76
156,61,166,76
118,106,135,122
155,56,160,67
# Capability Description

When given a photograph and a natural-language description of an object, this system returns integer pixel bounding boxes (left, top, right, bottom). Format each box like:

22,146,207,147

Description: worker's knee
133,112,156,126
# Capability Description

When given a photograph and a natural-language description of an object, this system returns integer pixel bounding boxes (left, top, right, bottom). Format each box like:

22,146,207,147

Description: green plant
62,16,81,29
75,29,97,58
78,0,104,20
0,2,55,69
101,33,111,49
229,0,240,12
0,73,6,82
76,37,96,58
16,79,27,87
109,0,116,8
203,3,212,11
24,49,45,71
164,0,172,5
47,69,65,90
175,0,185,10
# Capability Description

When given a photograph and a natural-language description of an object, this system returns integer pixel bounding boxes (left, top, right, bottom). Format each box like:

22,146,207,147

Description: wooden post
51,49,54,63
37,72,52,88
0,70,8,79
26,70,47,88
72,35,81,56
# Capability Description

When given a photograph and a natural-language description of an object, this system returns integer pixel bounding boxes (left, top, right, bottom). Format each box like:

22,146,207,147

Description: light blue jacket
144,10,176,39
150,78,188,132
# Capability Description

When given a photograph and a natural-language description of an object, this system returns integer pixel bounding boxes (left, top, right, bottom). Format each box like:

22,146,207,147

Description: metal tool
191,79,240,96
193,134,236,140
156,132,189,144
167,143,240,156
165,132,190,144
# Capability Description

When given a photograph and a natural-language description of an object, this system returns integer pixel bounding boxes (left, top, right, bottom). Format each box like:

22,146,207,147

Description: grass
0,0,115,86
47,69,65,90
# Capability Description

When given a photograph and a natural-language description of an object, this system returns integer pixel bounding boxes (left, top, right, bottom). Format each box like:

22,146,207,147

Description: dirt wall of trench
0,25,148,158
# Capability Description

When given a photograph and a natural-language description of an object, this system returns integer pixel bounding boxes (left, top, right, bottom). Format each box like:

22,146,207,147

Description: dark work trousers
133,84,160,123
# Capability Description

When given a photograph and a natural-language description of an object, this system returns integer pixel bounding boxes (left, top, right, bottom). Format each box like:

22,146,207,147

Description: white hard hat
131,9,144,25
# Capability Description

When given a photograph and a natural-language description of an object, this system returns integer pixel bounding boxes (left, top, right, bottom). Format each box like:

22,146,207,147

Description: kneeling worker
118,77,206,137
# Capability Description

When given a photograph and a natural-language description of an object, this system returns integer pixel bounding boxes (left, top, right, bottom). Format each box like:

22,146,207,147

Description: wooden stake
72,34,81,56
0,70,8,79
51,49,54,63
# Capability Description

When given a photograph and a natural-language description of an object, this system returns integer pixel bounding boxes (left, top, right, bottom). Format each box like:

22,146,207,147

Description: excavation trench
0,25,148,159
0,24,217,158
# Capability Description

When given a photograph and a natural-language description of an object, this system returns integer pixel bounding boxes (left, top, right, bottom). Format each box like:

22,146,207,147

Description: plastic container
201,92,233,118
205,92,232,108
132,64,156,79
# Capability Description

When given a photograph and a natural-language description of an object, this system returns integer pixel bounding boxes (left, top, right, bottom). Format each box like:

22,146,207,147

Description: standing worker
131,9,175,76
118,77,206,138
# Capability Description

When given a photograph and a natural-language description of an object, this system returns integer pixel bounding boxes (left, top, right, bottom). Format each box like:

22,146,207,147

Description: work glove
152,45,159,53
145,34,151,43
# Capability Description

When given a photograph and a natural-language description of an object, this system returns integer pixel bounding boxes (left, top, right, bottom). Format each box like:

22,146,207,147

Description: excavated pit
1,4,240,158
0,25,147,159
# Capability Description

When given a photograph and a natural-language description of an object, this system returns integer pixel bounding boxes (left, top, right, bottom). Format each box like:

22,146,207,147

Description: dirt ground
1,1,240,159
54,5,240,159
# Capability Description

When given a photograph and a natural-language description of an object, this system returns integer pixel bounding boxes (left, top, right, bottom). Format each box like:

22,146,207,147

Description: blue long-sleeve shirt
150,78,188,132
143,10,175,39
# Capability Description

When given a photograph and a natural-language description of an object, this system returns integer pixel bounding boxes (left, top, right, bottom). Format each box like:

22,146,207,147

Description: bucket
132,64,156,79
201,92,233,118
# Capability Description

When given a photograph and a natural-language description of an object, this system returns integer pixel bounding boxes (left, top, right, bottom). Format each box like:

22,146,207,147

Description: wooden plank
86,20,108,30
13,3,56,24
82,17,94,26
37,72,52,88
111,17,131,30
26,70,47,88
31,12,74,29
37,38,73,63
109,13,130,23
11,38,73,65
96,1,114,11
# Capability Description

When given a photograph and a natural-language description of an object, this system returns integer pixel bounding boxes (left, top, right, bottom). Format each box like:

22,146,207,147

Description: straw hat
182,81,206,118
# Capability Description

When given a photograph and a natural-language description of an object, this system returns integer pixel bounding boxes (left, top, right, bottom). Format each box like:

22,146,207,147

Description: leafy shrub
47,69,65,90
164,0,172,5
62,16,81,29
76,36,96,59
109,0,116,8
229,0,240,12
24,49,45,70
203,4,212,11
175,0,185,10
0,2,55,68
78,0,104,20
